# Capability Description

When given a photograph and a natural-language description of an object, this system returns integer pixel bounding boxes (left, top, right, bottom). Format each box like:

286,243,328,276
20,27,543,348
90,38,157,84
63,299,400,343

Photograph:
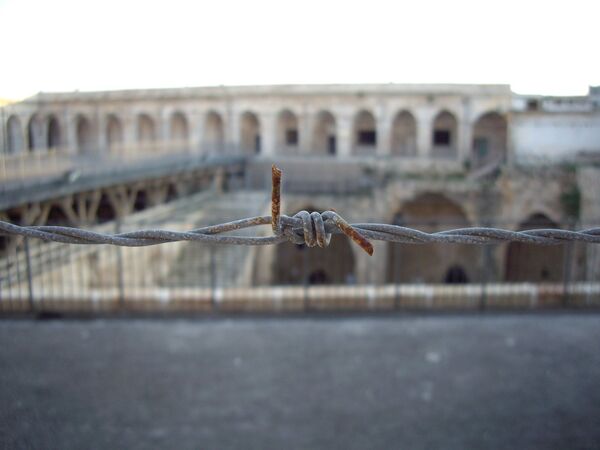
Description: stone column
123,112,136,147
65,110,77,155
158,109,168,147
505,112,516,166
189,109,203,153
336,114,353,157
376,104,391,156
457,99,471,163
229,108,240,154
299,105,311,154
458,120,471,164
261,111,276,156
97,113,107,154
415,106,434,159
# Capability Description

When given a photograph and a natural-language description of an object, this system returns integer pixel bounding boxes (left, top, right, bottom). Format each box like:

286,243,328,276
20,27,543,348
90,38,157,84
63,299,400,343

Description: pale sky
0,0,599,100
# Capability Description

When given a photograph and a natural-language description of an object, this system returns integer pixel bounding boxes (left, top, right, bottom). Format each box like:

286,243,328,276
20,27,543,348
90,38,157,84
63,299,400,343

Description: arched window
170,112,189,148
432,111,457,158
472,112,507,168
276,109,299,154
47,115,61,150
312,110,336,156
240,111,260,155
203,111,224,154
76,115,94,154
137,114,156,144
106,115,123,151
353,110,376,155
6,115,24,154
391,111,417,156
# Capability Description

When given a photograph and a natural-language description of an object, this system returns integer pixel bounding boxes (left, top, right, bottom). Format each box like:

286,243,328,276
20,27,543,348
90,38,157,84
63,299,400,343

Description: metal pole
394,244,401,310
562,220,575,308
561,218,577,308
115,219,125,308
23,238,35,312
480,244,493,311
210,244,217,312
303,246,309,311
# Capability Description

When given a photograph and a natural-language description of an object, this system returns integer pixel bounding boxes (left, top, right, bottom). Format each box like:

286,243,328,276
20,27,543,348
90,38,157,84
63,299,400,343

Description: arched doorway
203,111,224,154
312,110,336,156
386,193,479,283
391,111,417,156
6,115,24,154
472,112,507,168
505,213,565,282
106,115,123,152
431,111,457,158
170,111,189,148
240,111,260,155
76,115,94,154
353,110,377,155
137,114,156,147
27,114,44,151
47,115,61,150
276,109,299,154
273,206,356,285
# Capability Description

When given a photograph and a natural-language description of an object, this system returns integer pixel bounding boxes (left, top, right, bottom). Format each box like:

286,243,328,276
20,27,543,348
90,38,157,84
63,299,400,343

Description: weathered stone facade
1,83,599,287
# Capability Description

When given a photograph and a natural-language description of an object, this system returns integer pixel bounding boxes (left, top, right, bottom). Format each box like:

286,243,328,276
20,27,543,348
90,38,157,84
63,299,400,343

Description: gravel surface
1,313,599,450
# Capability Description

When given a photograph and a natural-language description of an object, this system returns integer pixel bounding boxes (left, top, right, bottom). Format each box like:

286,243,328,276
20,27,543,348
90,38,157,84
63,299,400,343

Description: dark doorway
328,136,336,155
444,265,469,284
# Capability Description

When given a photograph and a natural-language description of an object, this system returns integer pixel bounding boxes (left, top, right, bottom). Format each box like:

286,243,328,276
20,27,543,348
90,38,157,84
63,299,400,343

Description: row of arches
4,111,210,155
274,198,565,285
7,114,62,153
4,109,507,165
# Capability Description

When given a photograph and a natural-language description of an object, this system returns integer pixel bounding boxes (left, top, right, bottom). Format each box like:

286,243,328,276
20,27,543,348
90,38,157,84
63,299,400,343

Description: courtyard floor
1,313,599,449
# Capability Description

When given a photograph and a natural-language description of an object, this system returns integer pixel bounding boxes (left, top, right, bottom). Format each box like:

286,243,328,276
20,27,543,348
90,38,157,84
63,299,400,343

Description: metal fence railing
0,142,246,194
1,212,599,314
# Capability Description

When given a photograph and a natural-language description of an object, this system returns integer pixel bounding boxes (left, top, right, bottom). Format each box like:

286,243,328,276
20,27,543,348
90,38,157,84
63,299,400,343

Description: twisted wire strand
1,215,599,248
1,164,599,255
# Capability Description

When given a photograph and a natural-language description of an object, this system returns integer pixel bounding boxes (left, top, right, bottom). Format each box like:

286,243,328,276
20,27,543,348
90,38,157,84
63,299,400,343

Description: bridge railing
0,141,246,195
0,147,73,182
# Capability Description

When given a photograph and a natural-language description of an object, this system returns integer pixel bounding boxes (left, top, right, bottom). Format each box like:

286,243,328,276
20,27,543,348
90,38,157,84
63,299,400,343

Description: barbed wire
0,165,599,256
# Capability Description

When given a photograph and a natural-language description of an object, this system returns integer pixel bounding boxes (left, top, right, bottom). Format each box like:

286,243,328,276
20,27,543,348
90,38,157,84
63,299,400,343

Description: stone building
1,84,599,287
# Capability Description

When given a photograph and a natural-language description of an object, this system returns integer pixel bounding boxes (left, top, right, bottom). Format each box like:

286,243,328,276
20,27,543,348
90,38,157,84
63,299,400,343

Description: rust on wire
271,164,282,234
329,213,374,256
270,169,374,256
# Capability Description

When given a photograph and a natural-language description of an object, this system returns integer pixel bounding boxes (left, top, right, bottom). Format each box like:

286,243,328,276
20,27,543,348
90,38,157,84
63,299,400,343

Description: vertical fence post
302,246,309,312
23,238,35,312
210,244,217,312
115,220,125,308
562,221,575,308
480,244,494,311
393,243,401,310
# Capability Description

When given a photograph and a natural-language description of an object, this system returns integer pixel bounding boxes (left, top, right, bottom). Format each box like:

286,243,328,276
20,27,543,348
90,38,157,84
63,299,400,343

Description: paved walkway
1,313,599,449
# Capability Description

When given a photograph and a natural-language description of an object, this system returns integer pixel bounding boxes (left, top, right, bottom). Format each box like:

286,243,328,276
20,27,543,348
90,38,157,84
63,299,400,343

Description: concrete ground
0,313,599,450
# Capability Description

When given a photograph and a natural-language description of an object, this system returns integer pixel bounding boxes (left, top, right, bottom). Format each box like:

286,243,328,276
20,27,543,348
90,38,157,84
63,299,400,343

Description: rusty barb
271,164,374,255
1,165,600,252
271,165,282,234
